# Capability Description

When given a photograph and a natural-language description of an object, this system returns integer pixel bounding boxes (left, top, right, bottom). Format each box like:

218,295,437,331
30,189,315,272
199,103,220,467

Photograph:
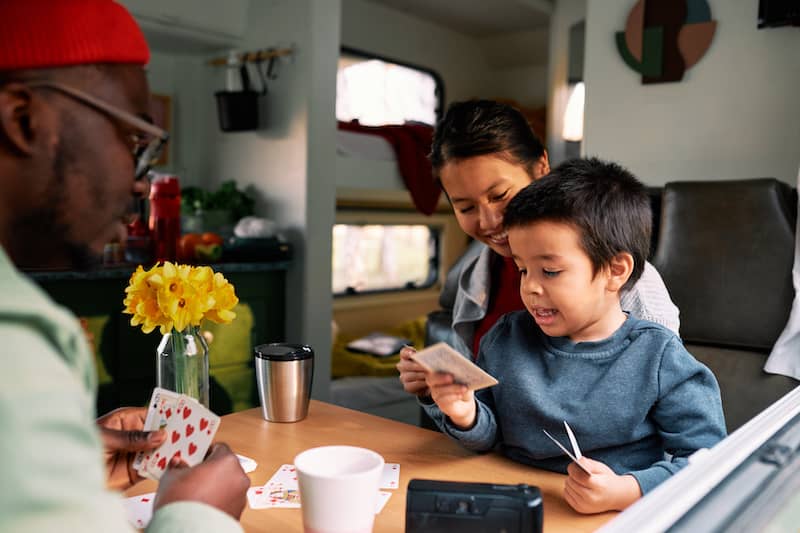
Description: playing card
248,486,391,513
380,463,400,489
411,342,498,391
237,454,258,473
247,482,302,509
247,464,394,512
564,421,582,460
247,464,301,509
122,492,155,529
133,388,181,474
375,491,391,514
542,427,592,475
267,464,298,486
144,395,220,480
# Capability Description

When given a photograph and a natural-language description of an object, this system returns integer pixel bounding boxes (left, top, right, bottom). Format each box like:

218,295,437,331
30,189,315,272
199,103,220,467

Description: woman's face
440,153,549,257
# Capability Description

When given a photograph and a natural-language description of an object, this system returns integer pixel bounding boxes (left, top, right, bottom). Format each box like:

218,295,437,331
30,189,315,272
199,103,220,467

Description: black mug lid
254,343,314,361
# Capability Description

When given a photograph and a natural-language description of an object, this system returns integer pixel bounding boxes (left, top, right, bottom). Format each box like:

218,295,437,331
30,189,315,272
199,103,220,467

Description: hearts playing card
380,463,400,489
122,492,155,529
246,464,394,514
375,491,391,514
247,464,301,509
247,482,302,509
133,388,181,474
144,394,221,480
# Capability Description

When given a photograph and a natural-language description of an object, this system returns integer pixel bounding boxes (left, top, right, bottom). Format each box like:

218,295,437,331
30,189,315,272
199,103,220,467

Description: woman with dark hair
397,99,679,397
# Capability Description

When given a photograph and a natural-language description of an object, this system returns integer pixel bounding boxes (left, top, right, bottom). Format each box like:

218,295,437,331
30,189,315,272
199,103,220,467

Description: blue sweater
422,312,727,494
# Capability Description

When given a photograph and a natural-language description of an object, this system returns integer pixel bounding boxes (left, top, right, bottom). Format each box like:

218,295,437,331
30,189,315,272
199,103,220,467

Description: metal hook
254,53,269,95
266,48,279,80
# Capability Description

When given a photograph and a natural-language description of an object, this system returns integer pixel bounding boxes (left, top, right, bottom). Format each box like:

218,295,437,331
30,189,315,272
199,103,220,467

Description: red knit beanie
0,0,149,70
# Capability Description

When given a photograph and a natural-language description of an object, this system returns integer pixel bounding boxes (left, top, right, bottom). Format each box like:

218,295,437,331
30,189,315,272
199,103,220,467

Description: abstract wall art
616,0,717,84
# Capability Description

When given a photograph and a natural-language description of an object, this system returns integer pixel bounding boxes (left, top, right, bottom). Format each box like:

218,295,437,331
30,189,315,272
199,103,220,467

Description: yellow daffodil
122,261,238,335
205,272,239,324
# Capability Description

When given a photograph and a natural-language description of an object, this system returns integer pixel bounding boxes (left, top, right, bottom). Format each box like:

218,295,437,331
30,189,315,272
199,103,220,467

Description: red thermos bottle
149,175,181,262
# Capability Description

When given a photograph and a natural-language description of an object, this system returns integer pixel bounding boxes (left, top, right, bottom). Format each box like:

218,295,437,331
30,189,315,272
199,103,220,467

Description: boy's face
509,220,625,342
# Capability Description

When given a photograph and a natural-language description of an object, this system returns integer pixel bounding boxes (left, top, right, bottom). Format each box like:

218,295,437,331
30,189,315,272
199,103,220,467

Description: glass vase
156,325,210,408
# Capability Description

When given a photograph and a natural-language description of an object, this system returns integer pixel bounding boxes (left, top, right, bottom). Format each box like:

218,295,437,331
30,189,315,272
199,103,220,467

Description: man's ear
606,252,634,292
0,83,38,156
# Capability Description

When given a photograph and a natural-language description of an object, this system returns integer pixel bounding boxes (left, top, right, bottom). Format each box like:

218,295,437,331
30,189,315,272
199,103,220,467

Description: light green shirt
0,247,242,532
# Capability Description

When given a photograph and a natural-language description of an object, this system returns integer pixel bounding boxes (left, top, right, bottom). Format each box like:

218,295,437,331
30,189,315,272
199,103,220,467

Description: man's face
28,66,150,268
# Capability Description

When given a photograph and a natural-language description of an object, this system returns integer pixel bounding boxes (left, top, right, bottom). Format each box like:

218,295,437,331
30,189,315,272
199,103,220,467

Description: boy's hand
426,372,476,429
563,457,641,514
397,346,430,396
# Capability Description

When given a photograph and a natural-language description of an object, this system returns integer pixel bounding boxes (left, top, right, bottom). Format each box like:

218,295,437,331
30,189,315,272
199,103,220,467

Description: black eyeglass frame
25,80,170,180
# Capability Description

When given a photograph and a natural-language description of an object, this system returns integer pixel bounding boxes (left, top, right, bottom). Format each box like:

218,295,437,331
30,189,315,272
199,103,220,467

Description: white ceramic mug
294,446,384,533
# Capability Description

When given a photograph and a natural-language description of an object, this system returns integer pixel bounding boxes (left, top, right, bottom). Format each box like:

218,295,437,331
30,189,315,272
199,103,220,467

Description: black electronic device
405,479,543,533
758,0,800,28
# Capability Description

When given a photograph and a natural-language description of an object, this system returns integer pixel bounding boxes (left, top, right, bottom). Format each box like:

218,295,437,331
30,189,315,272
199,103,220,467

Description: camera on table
405,479,543,533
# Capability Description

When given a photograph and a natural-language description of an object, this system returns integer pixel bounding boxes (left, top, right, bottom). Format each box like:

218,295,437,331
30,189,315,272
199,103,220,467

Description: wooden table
128,400,616,532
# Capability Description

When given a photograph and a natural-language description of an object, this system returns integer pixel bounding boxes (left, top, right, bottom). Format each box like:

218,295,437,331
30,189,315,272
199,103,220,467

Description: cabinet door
120,0,250,39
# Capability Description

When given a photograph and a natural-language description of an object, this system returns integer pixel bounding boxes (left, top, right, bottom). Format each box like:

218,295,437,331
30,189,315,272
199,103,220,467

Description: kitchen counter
28,260,290,415
25,260,291,281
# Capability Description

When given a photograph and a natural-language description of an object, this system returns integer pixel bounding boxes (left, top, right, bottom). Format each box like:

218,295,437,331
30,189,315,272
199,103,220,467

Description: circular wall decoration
615,0,717,84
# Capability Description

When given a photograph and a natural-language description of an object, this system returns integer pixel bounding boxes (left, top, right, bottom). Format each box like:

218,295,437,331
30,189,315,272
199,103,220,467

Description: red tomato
178,233,203,263
200,232,224,246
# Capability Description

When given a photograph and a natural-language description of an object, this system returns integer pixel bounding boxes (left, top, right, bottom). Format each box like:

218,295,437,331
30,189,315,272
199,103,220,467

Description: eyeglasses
26,80,170,180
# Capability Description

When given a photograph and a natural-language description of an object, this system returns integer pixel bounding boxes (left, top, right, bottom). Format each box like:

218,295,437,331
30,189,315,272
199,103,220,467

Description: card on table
137,391,221,481
380,463,400,489
237,454,258,473
375,491,391,514
410,342,498,391
123,492,155,529
247,464,301,509
247,463,399,512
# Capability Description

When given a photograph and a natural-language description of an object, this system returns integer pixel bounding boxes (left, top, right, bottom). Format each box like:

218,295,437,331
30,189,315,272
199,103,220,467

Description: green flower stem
165,325,209,407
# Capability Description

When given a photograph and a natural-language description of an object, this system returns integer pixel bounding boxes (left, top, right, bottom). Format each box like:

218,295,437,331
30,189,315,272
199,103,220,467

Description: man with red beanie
0,1,249,530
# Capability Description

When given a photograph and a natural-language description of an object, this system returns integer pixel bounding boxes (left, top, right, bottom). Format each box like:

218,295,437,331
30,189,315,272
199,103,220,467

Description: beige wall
205,0,341,400
341,0,549,108
583,0,800,186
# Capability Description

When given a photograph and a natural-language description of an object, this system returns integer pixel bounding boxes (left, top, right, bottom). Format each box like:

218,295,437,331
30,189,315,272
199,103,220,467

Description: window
336,47,443,127
332,223,438,295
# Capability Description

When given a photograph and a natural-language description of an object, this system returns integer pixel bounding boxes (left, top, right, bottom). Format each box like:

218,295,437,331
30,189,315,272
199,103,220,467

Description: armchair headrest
652,178,796,351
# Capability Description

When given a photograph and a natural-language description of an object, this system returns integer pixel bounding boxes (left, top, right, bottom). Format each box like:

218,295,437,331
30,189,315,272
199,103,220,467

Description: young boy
422,158,726,514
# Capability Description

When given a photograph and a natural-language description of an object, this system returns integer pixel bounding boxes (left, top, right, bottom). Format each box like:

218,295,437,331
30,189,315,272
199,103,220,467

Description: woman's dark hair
503,157,652,290
429,99,545,179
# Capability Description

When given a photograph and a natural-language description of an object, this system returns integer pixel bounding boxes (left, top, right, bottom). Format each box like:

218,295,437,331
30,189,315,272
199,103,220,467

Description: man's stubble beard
12,130,99,271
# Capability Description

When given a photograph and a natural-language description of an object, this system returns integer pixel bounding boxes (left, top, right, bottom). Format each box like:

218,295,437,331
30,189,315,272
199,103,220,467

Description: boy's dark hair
429,99,545,180
504,157,651,290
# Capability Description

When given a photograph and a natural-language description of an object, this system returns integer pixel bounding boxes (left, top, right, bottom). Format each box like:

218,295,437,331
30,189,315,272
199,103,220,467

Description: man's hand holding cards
410,342,498,391
133,388,221,480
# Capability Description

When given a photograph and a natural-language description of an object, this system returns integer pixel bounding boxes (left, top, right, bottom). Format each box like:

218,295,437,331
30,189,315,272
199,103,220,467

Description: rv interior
24,0,800,529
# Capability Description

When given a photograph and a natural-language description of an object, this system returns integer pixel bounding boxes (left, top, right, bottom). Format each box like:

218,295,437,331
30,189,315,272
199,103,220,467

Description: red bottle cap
150,175,181,198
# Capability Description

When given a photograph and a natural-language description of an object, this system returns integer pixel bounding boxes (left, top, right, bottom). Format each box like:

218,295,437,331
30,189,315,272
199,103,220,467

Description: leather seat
424,178,799,432
652,178,799,432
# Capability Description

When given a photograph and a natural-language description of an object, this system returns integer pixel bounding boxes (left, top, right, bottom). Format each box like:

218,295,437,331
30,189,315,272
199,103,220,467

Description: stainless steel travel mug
254,343,314,422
